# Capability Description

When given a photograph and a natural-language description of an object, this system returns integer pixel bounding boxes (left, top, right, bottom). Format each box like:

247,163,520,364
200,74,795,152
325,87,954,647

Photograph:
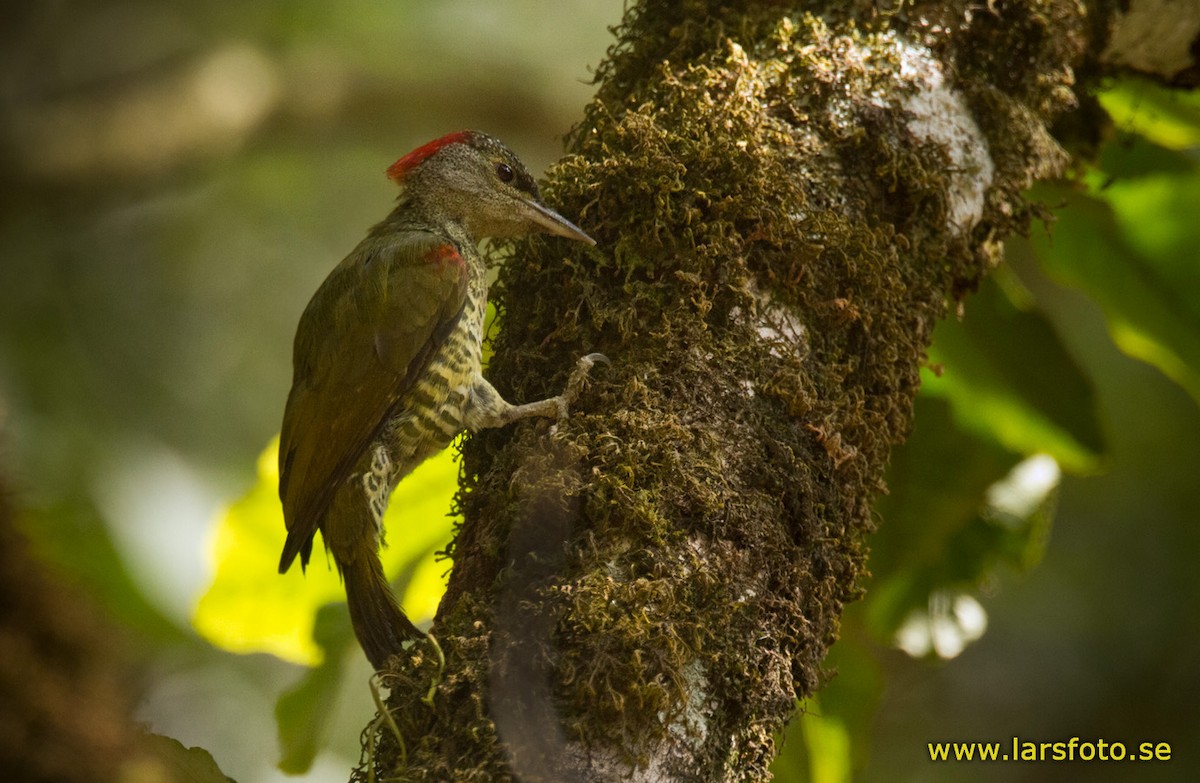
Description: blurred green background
2,3,1198,782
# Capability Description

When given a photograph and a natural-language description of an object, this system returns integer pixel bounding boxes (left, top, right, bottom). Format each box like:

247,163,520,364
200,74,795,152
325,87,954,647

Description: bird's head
387,130,594,246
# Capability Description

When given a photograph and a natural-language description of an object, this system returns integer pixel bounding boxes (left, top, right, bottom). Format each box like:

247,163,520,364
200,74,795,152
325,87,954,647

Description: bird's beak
522,197,596,246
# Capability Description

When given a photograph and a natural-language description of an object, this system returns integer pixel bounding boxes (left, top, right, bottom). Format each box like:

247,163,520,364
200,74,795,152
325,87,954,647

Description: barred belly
361,288,486,528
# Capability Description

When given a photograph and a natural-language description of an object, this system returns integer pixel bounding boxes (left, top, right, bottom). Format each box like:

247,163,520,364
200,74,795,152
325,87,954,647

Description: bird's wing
277,229,469,572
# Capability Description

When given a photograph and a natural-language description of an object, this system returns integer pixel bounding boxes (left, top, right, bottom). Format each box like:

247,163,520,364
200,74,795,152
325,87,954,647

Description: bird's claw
557,352,610,419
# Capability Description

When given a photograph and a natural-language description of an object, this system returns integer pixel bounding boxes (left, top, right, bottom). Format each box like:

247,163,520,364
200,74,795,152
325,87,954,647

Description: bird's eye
495,163,514,183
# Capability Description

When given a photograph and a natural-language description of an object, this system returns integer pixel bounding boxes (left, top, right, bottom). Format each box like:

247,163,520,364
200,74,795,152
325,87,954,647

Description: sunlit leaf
404,543,453,623
771,693,856,783
194,438,458,665
810,630,883,774
922,274,1105,473
1031,181,1200,406
1098,79,1200,151
801,699,852,783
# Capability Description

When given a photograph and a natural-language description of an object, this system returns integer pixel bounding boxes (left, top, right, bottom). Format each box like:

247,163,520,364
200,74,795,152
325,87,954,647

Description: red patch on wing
423,243,465,270
387,131,473,182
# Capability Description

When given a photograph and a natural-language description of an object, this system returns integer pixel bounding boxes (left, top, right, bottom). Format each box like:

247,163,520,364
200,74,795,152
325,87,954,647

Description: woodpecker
278,130,602,670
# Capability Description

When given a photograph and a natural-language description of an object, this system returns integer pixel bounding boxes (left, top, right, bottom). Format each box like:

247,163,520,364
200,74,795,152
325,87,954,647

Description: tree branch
359,2,1162,780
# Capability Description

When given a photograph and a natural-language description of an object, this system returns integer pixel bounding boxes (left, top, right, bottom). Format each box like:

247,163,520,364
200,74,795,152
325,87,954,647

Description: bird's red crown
386,131,474,183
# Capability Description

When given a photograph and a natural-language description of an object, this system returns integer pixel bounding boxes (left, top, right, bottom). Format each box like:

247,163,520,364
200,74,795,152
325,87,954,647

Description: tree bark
359,2,1195,781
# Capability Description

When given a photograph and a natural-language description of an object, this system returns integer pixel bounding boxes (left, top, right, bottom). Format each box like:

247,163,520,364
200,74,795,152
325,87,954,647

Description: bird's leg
558,352,610,413
465,352,608,430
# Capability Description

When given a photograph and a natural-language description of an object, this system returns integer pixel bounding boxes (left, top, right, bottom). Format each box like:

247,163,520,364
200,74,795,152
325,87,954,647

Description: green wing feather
277,228,468,572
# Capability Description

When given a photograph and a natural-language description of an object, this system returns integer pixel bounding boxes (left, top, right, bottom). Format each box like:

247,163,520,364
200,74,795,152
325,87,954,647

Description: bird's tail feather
342,553,423,670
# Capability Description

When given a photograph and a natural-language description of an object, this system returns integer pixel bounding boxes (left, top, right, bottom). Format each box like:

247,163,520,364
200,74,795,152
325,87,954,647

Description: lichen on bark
358,2,1094,781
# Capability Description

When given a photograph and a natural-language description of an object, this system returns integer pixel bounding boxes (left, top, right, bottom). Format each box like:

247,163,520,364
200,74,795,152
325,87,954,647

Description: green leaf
1096,134,1196,181
1031,180,1200,407
1098,79,1200,151
193,438,458,665
18,502,185,646
275,603,356,775
800,697,852,783
871,397,1022,577
770,715,810,783
922,274,1106,473
135,733,236,783
812,630,884,774
772,644,878,783
867,395,1058,655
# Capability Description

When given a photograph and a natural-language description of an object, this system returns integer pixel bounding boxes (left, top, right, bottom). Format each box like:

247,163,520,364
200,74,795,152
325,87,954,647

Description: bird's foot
555,352,610,419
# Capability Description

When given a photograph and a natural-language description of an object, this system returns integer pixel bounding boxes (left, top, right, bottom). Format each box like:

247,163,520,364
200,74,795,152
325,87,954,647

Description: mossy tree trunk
360,2,1195,781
